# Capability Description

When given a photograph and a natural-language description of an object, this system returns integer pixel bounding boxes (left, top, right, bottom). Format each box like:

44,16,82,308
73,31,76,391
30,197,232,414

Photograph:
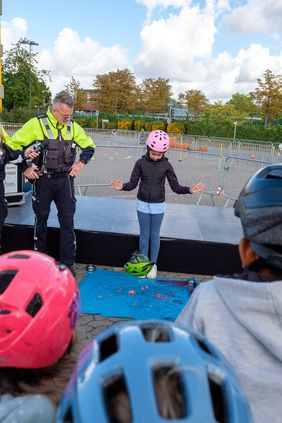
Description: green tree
204,101,237,121
227,93,257,119
139,78,173,114
3,38,51,110
65,77,85,110
179,89,208,118
176,93,186,108
250,69,282,127
93,68,137,113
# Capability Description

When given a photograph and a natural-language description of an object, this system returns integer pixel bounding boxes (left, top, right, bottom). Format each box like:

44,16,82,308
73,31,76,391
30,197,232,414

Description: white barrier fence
4,123,280,207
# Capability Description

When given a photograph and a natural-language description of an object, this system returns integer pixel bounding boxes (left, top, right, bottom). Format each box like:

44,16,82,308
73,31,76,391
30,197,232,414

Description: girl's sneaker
146,264,157,279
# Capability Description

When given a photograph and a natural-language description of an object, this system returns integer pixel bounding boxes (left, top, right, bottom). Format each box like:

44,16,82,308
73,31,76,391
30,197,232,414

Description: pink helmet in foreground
0,250,79,368
146,130,170,152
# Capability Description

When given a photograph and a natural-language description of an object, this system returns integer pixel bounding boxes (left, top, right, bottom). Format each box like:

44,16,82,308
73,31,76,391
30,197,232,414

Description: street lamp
20,39,39,111
233,121,238,142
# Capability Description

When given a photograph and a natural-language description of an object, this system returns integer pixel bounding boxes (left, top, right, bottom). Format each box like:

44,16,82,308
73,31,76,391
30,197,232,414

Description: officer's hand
24,167,39,180
110,179,123,190
69,160,85,177
24,147,39,160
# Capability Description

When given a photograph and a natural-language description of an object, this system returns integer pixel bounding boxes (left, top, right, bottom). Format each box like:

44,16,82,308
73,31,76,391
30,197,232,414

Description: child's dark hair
0,332,86,405
106,365,186,422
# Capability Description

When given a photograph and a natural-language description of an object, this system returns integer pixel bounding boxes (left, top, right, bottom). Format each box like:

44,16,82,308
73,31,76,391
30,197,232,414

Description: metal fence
74,145,276,207
4,123,279,207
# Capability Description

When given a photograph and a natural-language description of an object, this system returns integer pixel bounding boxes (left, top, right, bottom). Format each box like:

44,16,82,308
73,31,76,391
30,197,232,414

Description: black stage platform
3,194,243,275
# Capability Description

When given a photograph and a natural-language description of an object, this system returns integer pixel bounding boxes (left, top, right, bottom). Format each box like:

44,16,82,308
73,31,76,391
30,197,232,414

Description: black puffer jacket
122,154,191,203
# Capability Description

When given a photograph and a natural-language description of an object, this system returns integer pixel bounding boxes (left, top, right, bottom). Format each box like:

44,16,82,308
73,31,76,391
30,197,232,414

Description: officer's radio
33,140,48,153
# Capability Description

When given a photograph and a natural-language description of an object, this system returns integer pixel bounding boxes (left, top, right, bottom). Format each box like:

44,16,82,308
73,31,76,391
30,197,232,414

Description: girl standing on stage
111,130,205,278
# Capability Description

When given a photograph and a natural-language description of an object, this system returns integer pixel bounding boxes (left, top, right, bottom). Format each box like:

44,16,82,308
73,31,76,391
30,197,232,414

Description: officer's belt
43,171,70,178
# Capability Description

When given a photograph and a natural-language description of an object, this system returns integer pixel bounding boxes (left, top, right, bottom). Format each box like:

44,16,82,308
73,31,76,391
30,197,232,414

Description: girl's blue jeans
137,211,164,263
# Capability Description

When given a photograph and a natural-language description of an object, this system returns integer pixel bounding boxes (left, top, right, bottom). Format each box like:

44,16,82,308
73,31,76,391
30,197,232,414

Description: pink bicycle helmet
146,130,169,152
0,250,79,368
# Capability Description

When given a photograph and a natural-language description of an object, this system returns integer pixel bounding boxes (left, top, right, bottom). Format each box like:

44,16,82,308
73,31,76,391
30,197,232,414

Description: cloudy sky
3,0,282,102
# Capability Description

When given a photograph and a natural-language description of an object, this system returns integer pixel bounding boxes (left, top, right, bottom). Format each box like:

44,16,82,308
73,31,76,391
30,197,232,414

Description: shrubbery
1,107,281,144
74,116,97,128
151,121,166,131
118,119,133,130
0,107,39,123
167,122,185,134
134,120,147,131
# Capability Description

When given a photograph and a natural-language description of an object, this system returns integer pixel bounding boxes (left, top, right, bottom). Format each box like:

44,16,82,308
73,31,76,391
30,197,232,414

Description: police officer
11,91,96,275
0,126,36,254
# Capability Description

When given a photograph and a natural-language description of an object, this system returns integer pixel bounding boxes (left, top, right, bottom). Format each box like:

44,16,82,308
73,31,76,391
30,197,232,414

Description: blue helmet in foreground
57,320,253,423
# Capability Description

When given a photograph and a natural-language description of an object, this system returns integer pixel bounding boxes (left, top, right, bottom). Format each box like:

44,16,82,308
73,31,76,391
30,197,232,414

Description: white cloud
134,4,220,79
2,3,282,103
134,1,231,81
223,0,282,35
134,1,282,101
2,18,28,50
234,44,282,83
2,20,129,96
37,28,129,95
169,44,282,101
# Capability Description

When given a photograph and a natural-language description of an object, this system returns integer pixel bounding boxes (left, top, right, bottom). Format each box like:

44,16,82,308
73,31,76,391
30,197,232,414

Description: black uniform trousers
0,180,8,252
32,174,76,265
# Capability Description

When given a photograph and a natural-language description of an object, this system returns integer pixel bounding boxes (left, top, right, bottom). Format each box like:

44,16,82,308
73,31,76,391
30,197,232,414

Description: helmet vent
99,334,119,362
26,292,43,317
103,373,132,423
62,407,74,423
8,254,30,259
153,365,187,419
208,373,228,423
0,309,11,314
0,270,18,294
141,323,171,342
194,334,213,356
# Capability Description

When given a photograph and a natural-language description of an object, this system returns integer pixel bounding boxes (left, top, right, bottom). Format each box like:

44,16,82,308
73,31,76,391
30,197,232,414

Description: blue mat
79,269,199,320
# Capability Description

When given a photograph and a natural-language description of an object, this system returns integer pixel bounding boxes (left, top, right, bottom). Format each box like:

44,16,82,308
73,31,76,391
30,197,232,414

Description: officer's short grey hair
52,91,74,108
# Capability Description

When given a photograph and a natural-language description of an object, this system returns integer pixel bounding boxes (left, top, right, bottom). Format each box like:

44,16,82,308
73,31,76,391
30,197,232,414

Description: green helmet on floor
124,253,154,277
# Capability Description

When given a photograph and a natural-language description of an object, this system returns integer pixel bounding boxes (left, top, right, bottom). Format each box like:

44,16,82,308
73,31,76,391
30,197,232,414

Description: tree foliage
65,77,86,110
139,78,173,114
178,89,208,118
203,101,237,121
93,68,137,113
2,56,282,135
92,71,173,115
3,39,51,110
227,93,257,119
250,69,282,127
